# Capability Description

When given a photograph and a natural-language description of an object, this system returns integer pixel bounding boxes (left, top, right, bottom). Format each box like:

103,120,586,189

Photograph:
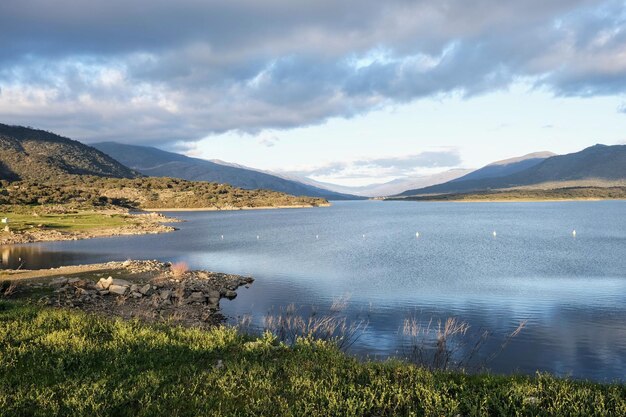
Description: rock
130,284,139,292
50,277,68,286
67,278,81,285
208,290,221,299
108,284,129,296
208,297,220,307
98,290,110,296
215,359,224,370
76,288,90,296
139,284,152,295
159,290,171,300
110,278,131,286
131,292,143,298
96,277,112,290
187,292,205,304
224,290,237,300
122,260,132,267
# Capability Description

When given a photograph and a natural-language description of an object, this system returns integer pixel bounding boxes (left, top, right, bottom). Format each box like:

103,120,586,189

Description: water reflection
1,200,625,381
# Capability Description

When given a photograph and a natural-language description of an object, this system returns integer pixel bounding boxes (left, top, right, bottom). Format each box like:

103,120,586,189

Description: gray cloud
0,0,625,145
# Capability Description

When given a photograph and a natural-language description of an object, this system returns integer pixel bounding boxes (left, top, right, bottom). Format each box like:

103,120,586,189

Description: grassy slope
391,187,626,202
0,302,623,417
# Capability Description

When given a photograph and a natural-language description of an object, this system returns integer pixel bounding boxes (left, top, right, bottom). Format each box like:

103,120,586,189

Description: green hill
0,176,328,210
0,124,138,181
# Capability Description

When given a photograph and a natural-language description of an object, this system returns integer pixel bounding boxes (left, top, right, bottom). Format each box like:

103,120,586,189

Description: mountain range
2,123,626,200
281,169,475,197
396,145,626,196
91,142,360,200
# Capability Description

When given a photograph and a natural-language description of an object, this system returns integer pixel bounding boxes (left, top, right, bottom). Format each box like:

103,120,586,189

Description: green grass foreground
0,302,624,417
0,209,130,233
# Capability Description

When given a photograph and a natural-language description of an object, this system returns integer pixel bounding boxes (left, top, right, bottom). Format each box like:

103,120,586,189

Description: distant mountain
0,123,138,181
282,169,475,197
396,145,626,196
450,152,555,183
92,142,359,200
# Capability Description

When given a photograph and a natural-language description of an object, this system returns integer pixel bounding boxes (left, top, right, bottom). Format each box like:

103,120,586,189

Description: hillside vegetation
390,186,626,202
0,302,623,417
0,124,137,181
0,176,327,210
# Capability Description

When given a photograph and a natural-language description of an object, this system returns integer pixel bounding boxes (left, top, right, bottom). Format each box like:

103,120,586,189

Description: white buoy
221,235,224,240
572,230,576,237
492,231,497,237
256,235,260,240
316,234,319,239
415,231,420,238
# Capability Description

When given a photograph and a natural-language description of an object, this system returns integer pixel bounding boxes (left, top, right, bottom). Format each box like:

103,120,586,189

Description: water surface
3,201,625,381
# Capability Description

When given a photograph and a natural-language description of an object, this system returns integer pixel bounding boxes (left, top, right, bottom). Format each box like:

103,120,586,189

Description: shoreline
387,197,626,203
1,203,330,245
0,211,177,246
1,259,254,328
143,203,332,212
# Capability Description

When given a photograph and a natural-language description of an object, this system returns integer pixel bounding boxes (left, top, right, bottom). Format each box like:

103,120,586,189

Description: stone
76,288,90,296
224,290,237,300
122,260,132,267
208,297,220,307
131,292,143,298
98,290,110,296
208,290,221,299
187,292,205,303
139,284,152,295
130,284,139,292
96,277,112,290
108,284,129,296
67,278,81,285
159,290,171,300
110,278,131,286
50,277,68,286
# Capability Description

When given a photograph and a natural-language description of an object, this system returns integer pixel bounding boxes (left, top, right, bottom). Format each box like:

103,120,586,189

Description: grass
0,302,624,417
0,209,131,233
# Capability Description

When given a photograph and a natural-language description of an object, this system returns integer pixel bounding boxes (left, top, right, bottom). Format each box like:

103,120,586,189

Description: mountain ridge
0,123,138,181
396,144,626,197
92,142,361,200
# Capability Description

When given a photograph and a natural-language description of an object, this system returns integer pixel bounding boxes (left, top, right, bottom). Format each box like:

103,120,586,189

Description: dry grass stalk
170,262,189,278
401,315,526,372
263,303,367,350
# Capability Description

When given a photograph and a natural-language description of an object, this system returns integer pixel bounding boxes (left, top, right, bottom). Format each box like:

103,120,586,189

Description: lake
2,200,625,381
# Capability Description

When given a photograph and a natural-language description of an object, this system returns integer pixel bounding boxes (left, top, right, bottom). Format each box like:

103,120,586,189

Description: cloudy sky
1,0,626,185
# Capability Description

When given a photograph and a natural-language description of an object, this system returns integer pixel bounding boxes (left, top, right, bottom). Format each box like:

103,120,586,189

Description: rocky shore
2,260,254,327
0,211,177,245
